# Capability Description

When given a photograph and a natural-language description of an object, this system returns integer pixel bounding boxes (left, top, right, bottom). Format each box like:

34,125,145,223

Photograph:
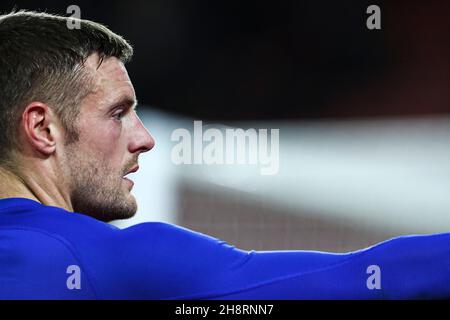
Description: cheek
80,121,124,159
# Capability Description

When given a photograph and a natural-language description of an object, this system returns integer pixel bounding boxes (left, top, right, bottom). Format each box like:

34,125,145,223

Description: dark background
2,0,450,120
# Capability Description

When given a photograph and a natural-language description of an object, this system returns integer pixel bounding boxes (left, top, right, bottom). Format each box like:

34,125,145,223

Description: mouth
122,165,139,188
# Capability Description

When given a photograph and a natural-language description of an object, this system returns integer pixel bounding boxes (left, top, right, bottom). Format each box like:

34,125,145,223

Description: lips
123,165,138,190
124,165,139,177
123,176,134,189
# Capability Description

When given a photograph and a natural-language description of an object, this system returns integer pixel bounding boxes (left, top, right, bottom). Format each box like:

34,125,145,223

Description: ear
21,102,59,156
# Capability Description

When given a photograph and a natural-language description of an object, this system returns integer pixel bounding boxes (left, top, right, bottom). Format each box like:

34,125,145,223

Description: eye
112,108,125,121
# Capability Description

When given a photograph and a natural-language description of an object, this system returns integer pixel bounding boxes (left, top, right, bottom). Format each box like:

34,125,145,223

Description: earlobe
22,102,58,156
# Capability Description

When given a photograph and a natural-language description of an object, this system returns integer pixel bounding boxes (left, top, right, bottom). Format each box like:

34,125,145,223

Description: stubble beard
63,146,138,222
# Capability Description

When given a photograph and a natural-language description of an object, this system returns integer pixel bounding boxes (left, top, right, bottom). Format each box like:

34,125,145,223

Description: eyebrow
110,95,138,111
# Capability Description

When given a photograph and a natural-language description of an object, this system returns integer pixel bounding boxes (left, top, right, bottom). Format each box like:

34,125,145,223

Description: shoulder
0,227,97,299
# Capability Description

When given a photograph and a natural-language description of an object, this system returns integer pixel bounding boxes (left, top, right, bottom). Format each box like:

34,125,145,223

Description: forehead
82,54,136,110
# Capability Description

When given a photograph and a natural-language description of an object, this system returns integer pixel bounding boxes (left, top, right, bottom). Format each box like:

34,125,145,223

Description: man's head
0,11,155,221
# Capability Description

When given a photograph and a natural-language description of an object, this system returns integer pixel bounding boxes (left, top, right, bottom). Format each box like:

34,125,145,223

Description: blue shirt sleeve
97,222,450,299
2,197,449,300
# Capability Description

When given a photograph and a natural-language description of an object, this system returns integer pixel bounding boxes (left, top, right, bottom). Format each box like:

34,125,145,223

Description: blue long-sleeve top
0,198,449,299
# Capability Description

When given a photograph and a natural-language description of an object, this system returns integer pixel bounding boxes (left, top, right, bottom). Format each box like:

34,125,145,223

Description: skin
0,53,155,221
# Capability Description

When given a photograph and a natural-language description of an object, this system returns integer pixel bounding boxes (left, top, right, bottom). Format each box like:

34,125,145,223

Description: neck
0,162,73,212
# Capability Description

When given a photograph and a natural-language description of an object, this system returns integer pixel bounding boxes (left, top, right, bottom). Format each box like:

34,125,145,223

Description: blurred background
2,0,450,252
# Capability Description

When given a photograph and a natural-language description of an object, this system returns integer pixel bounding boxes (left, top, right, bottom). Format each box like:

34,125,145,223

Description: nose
129,115,155,154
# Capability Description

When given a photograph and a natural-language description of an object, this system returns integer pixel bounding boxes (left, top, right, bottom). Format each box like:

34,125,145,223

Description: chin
73,193,138,222
110,197,138,221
